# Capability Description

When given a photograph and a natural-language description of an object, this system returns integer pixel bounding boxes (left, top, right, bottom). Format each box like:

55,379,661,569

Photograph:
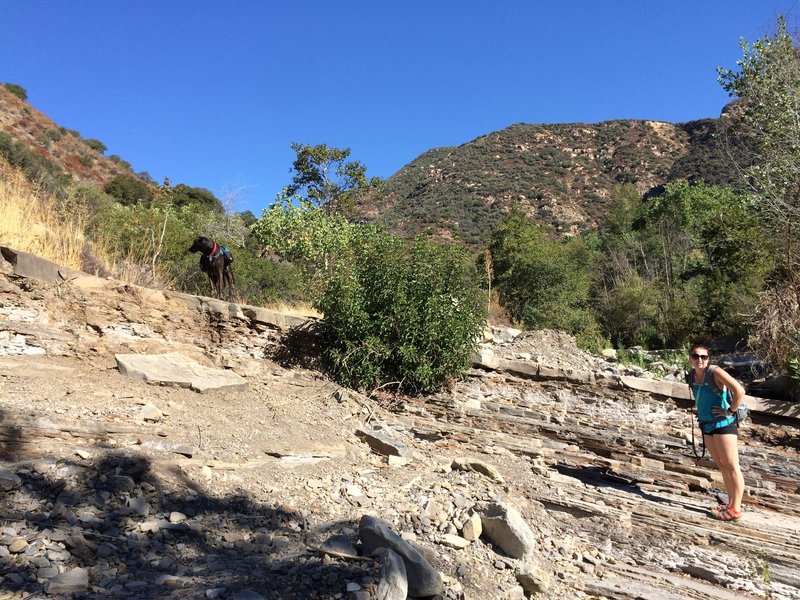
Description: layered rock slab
115,352,247,393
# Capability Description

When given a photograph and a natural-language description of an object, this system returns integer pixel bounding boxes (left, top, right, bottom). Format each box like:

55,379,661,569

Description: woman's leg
703,434,734,502
703,432,744,512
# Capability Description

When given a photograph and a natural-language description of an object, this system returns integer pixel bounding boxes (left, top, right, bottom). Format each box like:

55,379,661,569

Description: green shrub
318,229,487,393
253,199,487,392
169,184,224,212
67,182,116,216
104,174,153,206
83,139,107,154
4,83,28,102
0,131,71,198
35,129,62,147
109,155,132,170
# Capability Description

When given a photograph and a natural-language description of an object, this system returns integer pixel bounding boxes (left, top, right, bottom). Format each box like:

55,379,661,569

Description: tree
718,16,800,276
286,143,381,212
604,184,643,237
489,210,602,346
718,16,800,384
252,193,357,286
637,180,772,344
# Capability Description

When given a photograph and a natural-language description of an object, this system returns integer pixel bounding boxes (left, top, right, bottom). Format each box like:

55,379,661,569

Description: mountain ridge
357,114,741,243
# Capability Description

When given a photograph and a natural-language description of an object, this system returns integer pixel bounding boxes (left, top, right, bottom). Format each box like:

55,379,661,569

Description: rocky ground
0,250,799,600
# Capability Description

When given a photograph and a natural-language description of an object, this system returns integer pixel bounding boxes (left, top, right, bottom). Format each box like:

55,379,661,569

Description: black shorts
704,422,738,436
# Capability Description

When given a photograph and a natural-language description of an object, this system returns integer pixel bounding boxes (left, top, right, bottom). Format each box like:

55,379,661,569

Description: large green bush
253,199,487,393
319,229,486,393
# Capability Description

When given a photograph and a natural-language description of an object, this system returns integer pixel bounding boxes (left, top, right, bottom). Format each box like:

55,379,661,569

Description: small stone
440,534,470,549
128,495,150,516
46,567,89,594
0,468,22,492
138,402,163,422
461,513,482,541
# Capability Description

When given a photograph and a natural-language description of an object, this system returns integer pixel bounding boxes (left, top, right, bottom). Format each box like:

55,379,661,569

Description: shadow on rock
0,426,378,599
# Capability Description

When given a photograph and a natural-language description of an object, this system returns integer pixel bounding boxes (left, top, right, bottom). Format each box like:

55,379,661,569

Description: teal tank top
691,365,735,433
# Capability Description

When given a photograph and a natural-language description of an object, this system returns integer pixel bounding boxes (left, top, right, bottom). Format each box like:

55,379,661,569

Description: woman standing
688,344,747,521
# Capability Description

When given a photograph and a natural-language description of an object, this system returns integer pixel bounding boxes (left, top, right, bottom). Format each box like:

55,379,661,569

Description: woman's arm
713,367,746,411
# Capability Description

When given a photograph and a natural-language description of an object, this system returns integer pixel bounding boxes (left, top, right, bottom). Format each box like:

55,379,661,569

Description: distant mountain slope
0,84,138,188
359,114,743,244
2,82,745,245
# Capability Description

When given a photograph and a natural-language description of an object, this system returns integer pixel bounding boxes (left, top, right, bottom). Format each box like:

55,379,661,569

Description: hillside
359,115,744,243
0,85,141,190
2,83,749,247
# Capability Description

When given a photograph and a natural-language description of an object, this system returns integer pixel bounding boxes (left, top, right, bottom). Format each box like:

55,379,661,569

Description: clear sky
2,1,796,215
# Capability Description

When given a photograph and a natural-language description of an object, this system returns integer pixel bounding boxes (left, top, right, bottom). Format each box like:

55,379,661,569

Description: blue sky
1,1,796,215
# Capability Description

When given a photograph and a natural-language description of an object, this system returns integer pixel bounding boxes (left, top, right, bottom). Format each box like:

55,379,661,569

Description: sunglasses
690,353,709,360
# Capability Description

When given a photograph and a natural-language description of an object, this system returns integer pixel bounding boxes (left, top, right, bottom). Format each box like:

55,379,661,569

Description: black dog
188,236,234,299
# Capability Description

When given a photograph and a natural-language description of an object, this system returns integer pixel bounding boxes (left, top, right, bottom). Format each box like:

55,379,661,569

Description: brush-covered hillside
0,84,143,191
357,115,747,244
2,81,748,246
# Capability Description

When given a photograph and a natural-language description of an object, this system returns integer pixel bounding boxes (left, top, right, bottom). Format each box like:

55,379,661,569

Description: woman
688,344,746,521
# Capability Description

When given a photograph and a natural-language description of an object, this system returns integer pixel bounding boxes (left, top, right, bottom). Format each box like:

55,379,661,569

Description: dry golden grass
0,159,316,312
0,160,85,268
89,227,176,289
263,300,322,318
0,159,172,288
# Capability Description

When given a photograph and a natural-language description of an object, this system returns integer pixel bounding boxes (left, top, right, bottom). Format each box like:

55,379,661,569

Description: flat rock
115,352,247,393
356,427,413,459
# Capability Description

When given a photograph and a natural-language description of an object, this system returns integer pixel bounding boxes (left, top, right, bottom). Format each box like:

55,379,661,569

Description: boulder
359,515,443,597
478,501,537,559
